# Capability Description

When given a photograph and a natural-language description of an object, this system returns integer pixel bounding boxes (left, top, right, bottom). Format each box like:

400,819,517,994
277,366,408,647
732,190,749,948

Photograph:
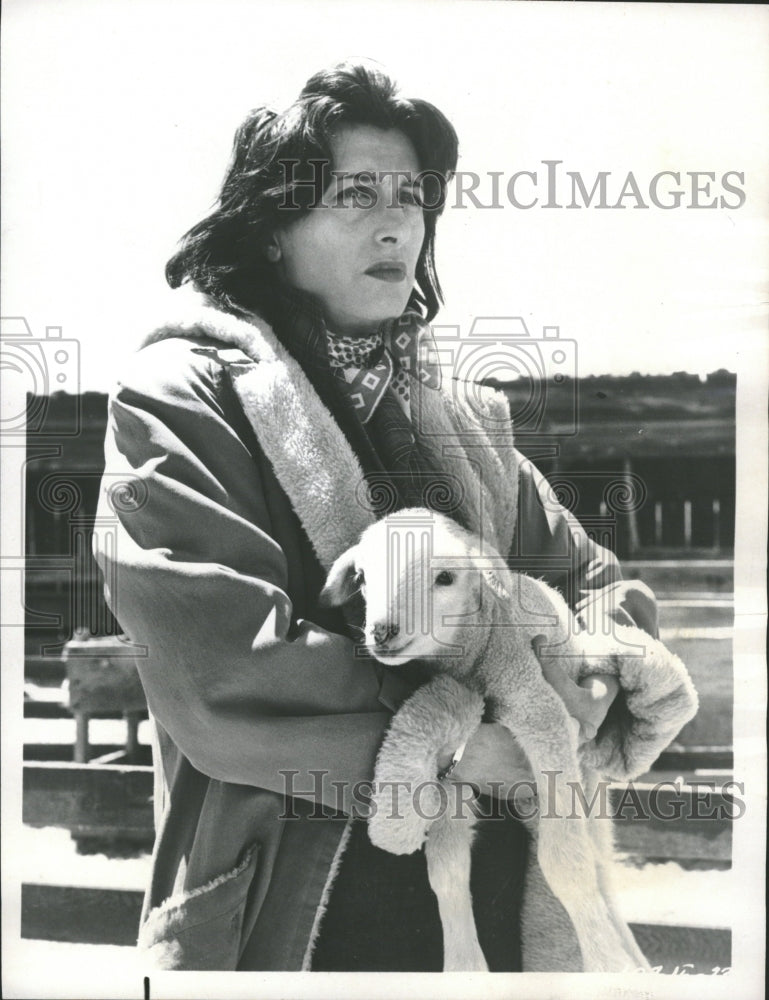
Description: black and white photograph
1,3,767,998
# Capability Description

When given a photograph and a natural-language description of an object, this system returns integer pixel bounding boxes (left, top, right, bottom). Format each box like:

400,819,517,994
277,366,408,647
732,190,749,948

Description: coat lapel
145,301,376,571
144,298,518,570
411,379,518,557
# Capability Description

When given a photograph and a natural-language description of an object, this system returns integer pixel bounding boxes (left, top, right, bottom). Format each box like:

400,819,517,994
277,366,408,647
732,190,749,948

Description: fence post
74,714,90,764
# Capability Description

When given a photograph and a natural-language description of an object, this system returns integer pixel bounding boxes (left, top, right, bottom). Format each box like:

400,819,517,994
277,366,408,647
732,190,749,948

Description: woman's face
273,125,426,335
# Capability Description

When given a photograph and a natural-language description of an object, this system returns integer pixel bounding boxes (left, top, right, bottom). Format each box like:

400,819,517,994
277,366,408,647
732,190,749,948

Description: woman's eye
435,571,454,586
414,176,444,210
335,185,376,208
398,188,420,207
355,569,365,585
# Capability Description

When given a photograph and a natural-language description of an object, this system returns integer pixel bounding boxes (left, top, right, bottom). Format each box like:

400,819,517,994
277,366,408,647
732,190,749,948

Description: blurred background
3,1,767,994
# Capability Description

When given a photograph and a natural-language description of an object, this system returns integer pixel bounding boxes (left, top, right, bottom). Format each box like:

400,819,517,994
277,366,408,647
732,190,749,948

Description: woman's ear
319,546,360,607
264,238,282,263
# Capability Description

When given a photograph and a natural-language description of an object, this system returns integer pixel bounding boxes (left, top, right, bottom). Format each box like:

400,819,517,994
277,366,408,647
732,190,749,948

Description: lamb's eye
435,571,454,586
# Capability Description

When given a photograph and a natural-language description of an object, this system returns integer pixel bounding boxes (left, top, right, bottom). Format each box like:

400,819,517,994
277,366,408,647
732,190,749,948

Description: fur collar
144,292,519,570
144,295,378,570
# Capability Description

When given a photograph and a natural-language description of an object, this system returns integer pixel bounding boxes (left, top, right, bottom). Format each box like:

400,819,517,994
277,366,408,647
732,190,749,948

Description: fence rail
20,761,733,970
20,556,734,964
23,761,733,862
18,882,731,972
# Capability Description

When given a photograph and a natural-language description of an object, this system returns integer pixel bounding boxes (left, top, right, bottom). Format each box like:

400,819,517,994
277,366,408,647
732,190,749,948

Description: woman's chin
330,296,412,335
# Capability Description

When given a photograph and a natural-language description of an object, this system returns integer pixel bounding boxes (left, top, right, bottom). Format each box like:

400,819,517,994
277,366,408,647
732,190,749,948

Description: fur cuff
577,625,699,780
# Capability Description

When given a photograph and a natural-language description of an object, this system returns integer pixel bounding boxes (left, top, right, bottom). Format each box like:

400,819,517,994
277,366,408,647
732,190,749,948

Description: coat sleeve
515,454,696,774
515,454,658,636
93,338,391,809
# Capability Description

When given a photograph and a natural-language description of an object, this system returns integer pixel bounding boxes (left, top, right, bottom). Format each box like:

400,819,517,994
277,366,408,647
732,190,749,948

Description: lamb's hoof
444,947,488,972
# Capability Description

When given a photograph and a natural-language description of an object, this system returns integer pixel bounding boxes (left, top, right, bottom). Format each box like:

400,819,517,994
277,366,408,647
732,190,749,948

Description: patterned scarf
325,311,442,423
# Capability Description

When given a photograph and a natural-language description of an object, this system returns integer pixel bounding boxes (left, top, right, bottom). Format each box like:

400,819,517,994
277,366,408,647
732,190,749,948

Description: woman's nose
372,195,411,244
374,216,408,244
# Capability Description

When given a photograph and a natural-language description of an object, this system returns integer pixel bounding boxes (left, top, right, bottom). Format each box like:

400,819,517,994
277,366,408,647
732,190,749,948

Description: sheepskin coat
94,291,684,971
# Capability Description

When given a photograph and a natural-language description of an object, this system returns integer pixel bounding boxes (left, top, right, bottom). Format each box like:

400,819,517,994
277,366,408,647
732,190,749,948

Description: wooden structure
63,632,147,763
18,380,736,969
22,373,734,659
488,369,736,558
20,558,734,969
20,760,733,970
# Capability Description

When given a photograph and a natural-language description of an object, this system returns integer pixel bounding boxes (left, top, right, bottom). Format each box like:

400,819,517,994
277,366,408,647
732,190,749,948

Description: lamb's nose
373,622,399,646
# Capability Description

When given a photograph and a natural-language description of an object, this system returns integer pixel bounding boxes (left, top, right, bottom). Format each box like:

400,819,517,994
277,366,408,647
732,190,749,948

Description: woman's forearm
449,722,535,798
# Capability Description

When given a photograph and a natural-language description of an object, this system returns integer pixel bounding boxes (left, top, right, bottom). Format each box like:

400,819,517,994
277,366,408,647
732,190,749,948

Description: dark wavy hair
165,62,459,321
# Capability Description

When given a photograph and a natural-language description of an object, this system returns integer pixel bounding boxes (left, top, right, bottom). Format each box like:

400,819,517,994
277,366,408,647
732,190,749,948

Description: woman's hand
573,673,621,740
443,722,536,800
574,579,659,639
533,634,621,741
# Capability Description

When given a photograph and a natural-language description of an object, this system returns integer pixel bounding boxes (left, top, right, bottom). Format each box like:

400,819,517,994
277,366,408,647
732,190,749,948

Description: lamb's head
320,508,507,669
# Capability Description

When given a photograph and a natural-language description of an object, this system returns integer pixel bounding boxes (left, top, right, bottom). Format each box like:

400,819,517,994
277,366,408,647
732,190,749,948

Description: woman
95,61,693,972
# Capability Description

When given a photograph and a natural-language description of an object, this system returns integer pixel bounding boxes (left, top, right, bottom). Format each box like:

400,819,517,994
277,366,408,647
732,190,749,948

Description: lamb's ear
482,568,510,602
319,546,360,607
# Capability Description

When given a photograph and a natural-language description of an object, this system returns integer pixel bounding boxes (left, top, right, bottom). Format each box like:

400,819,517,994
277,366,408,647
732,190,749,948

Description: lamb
321,507,698,972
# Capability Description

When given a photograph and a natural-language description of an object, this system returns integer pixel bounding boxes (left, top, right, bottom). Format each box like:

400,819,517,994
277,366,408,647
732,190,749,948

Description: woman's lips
364,262,407,283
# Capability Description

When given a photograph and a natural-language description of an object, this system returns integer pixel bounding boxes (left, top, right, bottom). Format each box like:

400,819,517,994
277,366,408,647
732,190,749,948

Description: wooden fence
20,559,735,971
19,759,734,971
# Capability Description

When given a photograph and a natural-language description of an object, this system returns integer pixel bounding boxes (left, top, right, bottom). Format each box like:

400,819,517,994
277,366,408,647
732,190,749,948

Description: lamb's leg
424,805,488,972
586,798,651,970
537,836,641,973
533,782,647,972
490,700,640,972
